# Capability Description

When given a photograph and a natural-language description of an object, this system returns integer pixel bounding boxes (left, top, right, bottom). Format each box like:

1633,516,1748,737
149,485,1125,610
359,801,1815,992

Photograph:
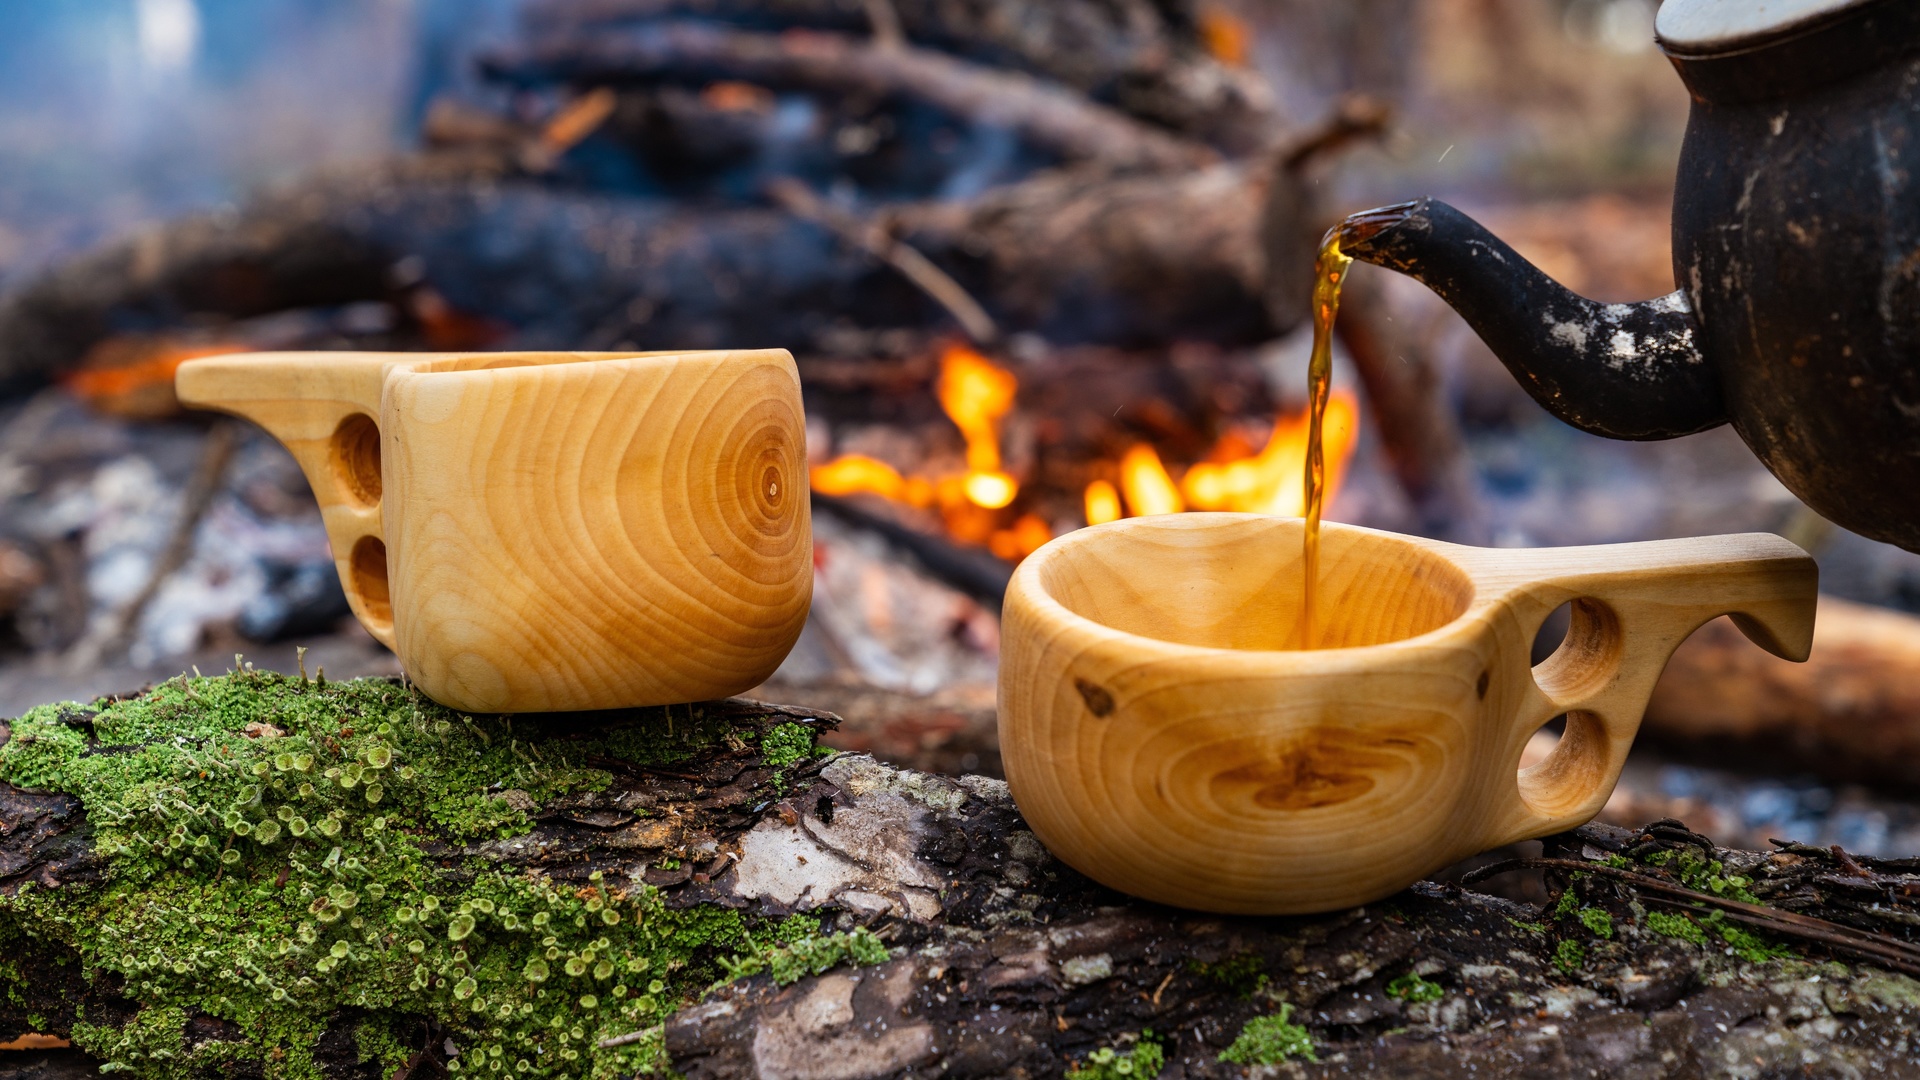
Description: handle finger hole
1532,597,1623,705
347,535,394,638
1531,601,1573,664
329,413,382,507
1517,709,1612,818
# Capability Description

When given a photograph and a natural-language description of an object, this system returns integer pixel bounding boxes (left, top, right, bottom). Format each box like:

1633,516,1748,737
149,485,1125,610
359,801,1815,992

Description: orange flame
936,343,1020,504
1118,444,1185,516
809,344,1362,562
810,455,932,507
1084,480,1123,526
1086,391,1360,524
810,344,1055,559
1182,391,1360,516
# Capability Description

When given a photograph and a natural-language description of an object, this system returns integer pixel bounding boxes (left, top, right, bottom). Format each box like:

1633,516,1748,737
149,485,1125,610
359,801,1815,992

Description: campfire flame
811,343,1363,562
1178,391,1360,516
812,344,1052,557
936,344,1019,500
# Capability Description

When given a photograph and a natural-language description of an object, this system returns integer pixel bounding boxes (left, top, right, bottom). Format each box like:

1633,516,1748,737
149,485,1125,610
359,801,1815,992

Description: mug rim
396,348,791,377
1009,512,1490,666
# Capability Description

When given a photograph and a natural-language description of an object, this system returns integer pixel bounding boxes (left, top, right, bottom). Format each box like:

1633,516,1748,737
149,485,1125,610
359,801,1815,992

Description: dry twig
1464,856,1920,977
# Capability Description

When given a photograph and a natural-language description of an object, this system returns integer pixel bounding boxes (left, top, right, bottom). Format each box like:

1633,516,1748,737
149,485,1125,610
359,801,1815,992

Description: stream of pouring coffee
1301,227,1351,650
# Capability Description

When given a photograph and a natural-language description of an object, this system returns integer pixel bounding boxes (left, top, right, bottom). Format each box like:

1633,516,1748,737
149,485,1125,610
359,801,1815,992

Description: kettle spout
1339,198,1726,440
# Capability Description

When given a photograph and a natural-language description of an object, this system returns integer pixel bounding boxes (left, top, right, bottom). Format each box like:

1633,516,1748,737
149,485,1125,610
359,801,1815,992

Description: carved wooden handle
1448,533,1819,849
176,351,398,646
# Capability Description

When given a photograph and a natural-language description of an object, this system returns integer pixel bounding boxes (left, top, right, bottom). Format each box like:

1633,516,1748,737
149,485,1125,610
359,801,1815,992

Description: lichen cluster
1383,972,1443,1003
0,669,870,1078
1065,1030,1165,1080
1217,1006,1315,1066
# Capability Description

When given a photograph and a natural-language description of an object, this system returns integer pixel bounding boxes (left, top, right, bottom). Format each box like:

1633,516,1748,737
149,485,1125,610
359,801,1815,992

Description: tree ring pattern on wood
1000,515,1818,914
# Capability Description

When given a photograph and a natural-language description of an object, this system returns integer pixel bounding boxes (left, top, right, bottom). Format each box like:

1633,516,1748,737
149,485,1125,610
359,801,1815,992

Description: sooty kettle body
1337,0,1920,551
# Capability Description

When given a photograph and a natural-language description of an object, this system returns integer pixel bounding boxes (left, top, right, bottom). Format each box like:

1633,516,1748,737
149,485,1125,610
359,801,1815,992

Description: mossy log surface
1,675,1919,1078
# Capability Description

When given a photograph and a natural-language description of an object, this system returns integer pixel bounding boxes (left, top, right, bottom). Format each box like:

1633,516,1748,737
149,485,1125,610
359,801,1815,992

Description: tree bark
4,682,1920,1078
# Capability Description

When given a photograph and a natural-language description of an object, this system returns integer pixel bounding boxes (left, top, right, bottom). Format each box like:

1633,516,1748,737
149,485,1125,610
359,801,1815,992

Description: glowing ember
65,339,250,419
989,513,1053,561
963,471,1017,509
1119,444,1185,516
810,454,932,507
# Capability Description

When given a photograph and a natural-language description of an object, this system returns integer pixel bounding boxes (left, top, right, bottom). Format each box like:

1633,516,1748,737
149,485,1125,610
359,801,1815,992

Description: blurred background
2,0,1919,856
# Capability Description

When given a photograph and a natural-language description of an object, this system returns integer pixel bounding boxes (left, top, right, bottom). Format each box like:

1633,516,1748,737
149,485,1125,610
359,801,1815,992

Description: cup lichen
0,672,878,1078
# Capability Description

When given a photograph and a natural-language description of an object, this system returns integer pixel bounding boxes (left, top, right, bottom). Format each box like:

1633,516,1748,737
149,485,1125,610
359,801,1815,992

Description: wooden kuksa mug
998,514,1817,915
177,350,812,714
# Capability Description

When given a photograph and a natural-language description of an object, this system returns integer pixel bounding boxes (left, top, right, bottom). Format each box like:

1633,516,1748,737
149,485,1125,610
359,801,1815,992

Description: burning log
1643,595,1920,792
6,675,1920,1077
479,22,1221,172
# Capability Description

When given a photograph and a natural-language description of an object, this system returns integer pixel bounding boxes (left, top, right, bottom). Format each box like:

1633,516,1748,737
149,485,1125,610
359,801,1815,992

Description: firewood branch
479,22,1220,171
765,177,999,346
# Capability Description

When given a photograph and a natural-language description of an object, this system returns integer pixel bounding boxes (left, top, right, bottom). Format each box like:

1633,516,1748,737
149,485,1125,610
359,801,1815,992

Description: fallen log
479,22,1220,172
5,674,1920,1077
1644,594,1920,791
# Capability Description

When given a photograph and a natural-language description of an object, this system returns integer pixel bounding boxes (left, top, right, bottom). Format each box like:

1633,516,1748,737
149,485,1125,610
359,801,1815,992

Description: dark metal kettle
1338,0,1920,552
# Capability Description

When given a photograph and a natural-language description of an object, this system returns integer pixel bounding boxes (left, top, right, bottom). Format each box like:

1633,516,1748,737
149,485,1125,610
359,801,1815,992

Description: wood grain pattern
177,350,811,713
998,514,1816,914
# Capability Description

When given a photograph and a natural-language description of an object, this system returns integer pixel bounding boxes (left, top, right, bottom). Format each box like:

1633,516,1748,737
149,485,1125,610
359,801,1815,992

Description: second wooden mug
176,350,812,713
998,514,1818,915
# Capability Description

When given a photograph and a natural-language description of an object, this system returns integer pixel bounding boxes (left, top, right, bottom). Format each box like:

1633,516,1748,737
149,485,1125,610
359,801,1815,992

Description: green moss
1666,848,1760,904
1642,910,1789,962
1218,1006,1315,1066
1186,952,1267,998
1553,939,1586,973
1552,887,1581,919
1578,907,1613,940
1065,1030,1164,1080
757,724,814,769
714,915,890,986
1644,910,1711,945
0,672,873,1079
1385,972,1443,1003
1507,919,1548,935
1712,919,1791,963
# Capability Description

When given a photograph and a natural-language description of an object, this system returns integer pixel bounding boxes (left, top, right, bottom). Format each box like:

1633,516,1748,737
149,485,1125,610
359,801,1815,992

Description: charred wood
0,157,1296,387
890,162,1278,346
809,491,1012,607
479,22,1220,172
518,0,1279,152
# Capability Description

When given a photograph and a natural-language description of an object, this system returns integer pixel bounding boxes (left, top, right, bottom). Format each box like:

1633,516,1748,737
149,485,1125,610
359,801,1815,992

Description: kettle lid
1657,0,1883,54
